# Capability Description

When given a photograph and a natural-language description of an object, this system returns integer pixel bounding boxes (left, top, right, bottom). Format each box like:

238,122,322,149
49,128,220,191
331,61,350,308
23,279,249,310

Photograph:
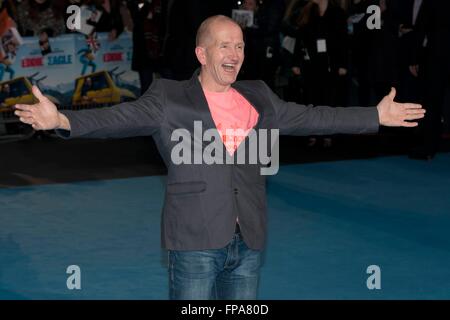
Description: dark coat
128,0,165,71
293,4,348,74
57,70,379,250
352,0,399,85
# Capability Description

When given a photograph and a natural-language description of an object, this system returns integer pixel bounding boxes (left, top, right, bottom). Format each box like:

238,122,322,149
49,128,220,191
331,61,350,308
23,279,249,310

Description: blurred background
1,0,450,300
1,0,449,186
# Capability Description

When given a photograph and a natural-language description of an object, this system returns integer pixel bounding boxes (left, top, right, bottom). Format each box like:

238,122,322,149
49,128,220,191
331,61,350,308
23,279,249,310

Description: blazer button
234,188,238,195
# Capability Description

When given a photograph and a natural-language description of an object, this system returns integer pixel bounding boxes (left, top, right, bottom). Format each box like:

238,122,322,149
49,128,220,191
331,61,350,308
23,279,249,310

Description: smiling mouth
222,63,237,73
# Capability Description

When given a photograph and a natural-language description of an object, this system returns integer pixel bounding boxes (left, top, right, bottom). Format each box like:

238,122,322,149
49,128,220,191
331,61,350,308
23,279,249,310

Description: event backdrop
1,32,140,107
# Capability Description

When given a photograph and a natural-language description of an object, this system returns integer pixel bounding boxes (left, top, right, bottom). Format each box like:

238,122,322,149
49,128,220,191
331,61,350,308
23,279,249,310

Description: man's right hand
14,86,70,131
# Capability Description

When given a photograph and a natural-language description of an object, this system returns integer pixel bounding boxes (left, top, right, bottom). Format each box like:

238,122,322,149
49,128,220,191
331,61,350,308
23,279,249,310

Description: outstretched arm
14,86,70,131
264,82,425,136
14,81,165,139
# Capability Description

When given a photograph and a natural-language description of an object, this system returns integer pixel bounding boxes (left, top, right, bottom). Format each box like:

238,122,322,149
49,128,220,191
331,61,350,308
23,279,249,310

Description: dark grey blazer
57,70,379,251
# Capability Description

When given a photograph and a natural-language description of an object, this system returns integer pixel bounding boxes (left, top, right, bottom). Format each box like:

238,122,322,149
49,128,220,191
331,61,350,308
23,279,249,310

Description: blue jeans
168,231,262,300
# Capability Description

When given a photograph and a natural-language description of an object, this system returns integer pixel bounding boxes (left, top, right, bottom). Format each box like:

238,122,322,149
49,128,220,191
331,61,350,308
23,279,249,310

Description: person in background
0,0,18,23
235,0,261,81
39,29,52,56
351,0,399,108
279,0,308,102
80,77,94,104
118,1,133,32
253,0,286,89
0,41,17,81
292,0,349,147
394,0,424,104
128,0,166,95
408,0,450,160
16,0,66,37
81,0,124,41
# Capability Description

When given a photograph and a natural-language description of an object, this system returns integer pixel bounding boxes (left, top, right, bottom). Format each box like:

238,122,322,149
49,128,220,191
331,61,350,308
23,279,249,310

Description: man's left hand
377,88,425,127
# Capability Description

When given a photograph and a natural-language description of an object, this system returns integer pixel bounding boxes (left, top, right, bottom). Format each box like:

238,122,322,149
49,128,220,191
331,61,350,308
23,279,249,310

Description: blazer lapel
185,69,217,132
184,71,267,157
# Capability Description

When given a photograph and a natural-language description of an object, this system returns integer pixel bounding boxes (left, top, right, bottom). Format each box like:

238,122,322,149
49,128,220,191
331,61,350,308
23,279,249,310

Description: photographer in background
127,0,166,95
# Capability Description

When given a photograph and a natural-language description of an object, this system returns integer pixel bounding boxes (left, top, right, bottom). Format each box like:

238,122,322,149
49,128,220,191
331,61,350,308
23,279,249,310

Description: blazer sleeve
55,79,165,139
260,81,380,136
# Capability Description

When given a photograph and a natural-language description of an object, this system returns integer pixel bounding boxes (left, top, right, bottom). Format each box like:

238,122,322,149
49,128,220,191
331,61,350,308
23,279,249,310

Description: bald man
14,15,425,300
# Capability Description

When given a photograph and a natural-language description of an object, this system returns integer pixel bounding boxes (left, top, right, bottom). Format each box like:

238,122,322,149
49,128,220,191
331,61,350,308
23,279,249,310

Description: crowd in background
0,0,449,159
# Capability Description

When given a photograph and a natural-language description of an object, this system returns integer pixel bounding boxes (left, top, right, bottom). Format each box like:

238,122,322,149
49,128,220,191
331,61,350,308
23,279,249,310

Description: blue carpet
1,154,450,299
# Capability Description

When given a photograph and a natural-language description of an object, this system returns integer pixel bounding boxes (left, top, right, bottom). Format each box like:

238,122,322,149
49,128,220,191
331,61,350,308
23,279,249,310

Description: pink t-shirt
203,88,259,155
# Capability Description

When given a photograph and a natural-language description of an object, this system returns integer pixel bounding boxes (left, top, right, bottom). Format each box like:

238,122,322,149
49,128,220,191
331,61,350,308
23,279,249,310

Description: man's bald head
195,15,245,91
196,15,242,47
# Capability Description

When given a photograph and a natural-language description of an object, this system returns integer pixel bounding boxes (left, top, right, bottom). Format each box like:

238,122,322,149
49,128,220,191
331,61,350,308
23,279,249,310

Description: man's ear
195,46,207,66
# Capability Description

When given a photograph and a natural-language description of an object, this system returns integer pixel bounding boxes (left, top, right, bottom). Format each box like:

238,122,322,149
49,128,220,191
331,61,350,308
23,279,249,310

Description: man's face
39,32,48,42
197,21,245,90
243,0,258,11
7,43,15,53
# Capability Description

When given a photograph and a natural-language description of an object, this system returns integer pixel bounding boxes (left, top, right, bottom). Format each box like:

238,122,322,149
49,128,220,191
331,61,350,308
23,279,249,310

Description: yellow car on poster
72,70,136,106
0,77,60,112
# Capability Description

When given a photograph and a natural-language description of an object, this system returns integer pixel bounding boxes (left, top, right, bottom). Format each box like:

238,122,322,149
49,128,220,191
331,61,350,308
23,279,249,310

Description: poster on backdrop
0,8,23,83
1,33,77,107
0,32,139,108
74,32,140,103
